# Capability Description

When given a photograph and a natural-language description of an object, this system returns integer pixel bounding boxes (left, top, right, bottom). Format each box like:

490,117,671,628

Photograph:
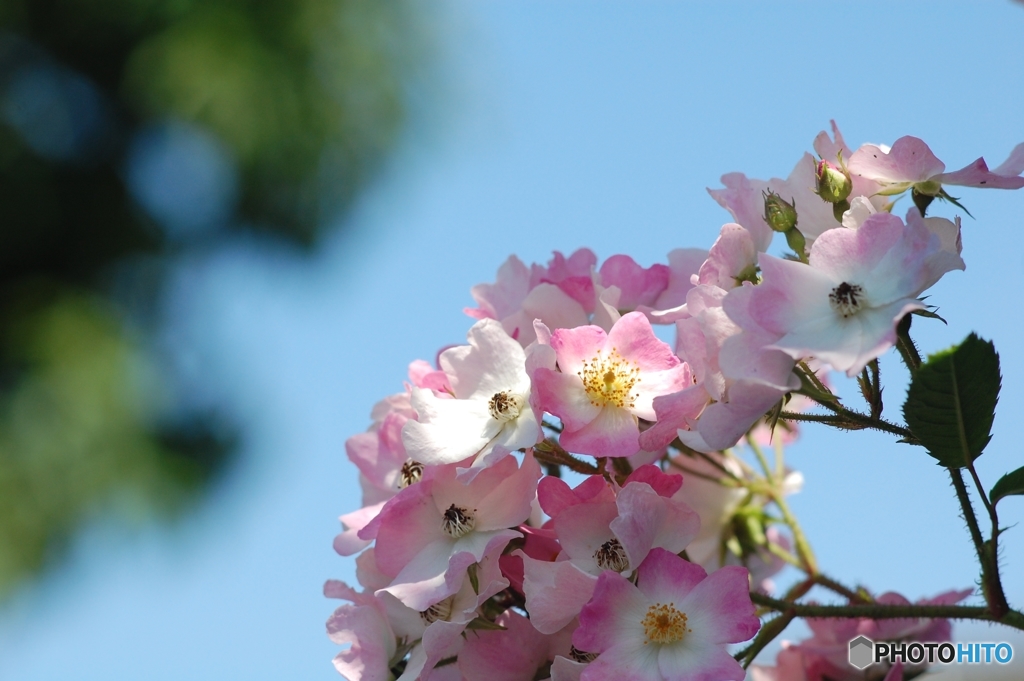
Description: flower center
641,603,690,645
594,538,630,572
829,282,865,318
419,596,455,624
578,349,640,409
488,390,524,422
441,504,476,538
398,459,424,489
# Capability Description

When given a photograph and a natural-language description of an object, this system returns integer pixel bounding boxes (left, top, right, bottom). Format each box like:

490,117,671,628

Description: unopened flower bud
815,158,853,204
762,190,798,233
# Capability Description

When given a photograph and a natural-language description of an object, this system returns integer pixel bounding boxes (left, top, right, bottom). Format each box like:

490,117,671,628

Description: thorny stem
782,402,915,442
895,315,922,371
951,467,1009,619
750,593,1024,631
949,469,988,578
812,574,869,603
541,419,563,433
531,438,598,475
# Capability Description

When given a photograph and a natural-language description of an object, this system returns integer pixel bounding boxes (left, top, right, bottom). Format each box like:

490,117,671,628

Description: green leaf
991,466,1024,505
902,333,1000,468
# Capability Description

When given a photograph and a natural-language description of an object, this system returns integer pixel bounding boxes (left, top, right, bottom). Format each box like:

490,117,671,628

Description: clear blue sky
2,2,1023,679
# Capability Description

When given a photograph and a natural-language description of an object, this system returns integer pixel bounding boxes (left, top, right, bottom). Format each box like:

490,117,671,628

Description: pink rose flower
532,311,690,457
573,548,760,681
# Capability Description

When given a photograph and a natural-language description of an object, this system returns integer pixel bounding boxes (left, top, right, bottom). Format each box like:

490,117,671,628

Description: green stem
770,488,817,575
812,574,869,603
750,593,1024,630
952,467,1009,618
784,401,915,442
734,611,796,668
746,434,774,482
949,468,988,573
531,439,598,475
666,459,740,486
896,315,922,373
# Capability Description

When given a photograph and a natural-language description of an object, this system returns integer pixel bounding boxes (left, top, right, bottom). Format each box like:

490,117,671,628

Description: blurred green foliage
0,0,431,597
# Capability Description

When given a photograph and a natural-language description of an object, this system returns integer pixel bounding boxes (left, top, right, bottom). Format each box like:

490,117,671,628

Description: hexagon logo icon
849,635,874,669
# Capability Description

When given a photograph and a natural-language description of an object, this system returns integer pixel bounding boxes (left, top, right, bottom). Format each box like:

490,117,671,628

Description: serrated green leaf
902,333,1000,468
991,466,1024,505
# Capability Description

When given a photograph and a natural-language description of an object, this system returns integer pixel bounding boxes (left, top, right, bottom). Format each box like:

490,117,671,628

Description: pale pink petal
468,255,531,320
623,465,683,498
635,548,707,603
645,248,709,322
638,386,709,452
533,368,602,432
538,475,614,517
522,283,590,336
938,154,1024,189
707,172,774,252
657,644,746,681
631,364,691,420
560,405,640,457
520,554,599,634
573,570,650,654
698,224,757,290
677,564,760,643
402,388,498,466
549,325,609,376
433,453,540,531
808,212,904,284
605,311,681,374
441,318,529,400
599,254,671,310
328,603,395,681
993,142,1024,176
848,137,945,184
812,120,851,160
458,610,553,681
591,285,623,332
334,502,385,556
697,381,790,451
550,656,588,681
612,485,700,570
580,651,663,681
541,249,599,286
555,500,620,573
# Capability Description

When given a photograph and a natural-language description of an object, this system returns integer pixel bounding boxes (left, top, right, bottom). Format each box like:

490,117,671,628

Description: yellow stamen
578,349,640,409
641,602,690,645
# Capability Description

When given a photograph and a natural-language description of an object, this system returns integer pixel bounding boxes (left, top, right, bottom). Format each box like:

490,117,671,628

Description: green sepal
910,307,947,324
937,188,974,218
990,465,1024,505
467,562,480,594
902,333,1000,468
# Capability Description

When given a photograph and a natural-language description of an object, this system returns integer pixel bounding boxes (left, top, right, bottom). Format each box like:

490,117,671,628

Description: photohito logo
848,636,1014,669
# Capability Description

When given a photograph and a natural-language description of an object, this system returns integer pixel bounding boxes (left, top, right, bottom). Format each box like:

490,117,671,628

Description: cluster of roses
326,123,1024,681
